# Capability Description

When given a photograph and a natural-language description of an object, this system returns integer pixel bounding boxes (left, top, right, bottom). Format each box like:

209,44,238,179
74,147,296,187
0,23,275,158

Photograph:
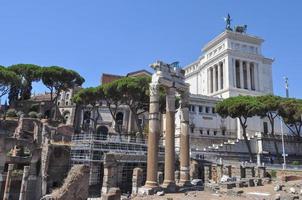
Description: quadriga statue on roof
234,25,248,33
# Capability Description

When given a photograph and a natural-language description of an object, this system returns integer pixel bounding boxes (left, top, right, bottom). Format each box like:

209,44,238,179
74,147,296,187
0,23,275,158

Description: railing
70,133,165,163
72,134,148,144
72,133,165,146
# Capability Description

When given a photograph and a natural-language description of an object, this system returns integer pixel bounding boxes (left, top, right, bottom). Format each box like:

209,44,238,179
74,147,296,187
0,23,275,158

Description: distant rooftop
101,69,151,85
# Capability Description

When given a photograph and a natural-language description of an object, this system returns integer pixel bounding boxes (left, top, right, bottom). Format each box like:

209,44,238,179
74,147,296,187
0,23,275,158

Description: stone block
248,179,255,187
101,187,121,200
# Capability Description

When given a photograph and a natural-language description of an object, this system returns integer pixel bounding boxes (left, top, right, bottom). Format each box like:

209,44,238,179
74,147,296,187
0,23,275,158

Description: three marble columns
145,83,190,191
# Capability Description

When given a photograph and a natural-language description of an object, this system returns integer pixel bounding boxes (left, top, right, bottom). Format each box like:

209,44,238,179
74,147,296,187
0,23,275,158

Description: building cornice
203,30,264,52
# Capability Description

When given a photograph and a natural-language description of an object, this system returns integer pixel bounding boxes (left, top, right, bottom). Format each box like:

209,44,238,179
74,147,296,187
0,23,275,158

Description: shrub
292,161,300,166
6,109,17,117
28,111,38,118
270,170,277,178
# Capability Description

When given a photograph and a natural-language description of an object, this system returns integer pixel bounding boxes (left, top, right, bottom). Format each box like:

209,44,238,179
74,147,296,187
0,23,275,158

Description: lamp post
283,76,289,98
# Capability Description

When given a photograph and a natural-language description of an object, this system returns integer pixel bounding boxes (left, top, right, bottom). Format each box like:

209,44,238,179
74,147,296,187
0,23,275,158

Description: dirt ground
132,180,302,200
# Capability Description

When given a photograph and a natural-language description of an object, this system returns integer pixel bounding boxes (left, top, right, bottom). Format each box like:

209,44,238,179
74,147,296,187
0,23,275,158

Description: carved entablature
150,60,189,93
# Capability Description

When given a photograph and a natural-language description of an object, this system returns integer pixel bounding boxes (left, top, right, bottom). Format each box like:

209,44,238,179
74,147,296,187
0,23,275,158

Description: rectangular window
207,130,210,135
191,127,194,133
199,106,203,113
263,122,268,134
214,131,217,135
205,107,209,113
189,105,195,112
200,130,203,135
212,107,215,114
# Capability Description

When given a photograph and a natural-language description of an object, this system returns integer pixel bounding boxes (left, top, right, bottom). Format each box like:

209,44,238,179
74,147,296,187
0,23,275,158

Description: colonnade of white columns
234,59,258,91
208,61,224,94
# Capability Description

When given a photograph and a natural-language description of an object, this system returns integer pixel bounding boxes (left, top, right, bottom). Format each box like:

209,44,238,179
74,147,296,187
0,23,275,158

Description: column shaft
179,93,190,185
163,87,176,190
3,164,14,200
213,66,217,92
207,69,210,94
217,63,221,90
145,84,160,188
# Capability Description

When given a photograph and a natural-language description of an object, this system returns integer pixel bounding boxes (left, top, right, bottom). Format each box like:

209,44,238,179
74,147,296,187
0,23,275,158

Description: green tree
114,76,150,134
73,87,104,135
41,66,85,102
279,98,302,138
0,66,20,98
256,95,282,160
102,80,125,135
41,66,85,120
216,95,263,162
8,64,41,100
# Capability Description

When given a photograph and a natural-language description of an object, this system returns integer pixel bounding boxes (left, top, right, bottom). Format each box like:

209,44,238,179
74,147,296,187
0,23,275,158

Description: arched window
97,126,108,140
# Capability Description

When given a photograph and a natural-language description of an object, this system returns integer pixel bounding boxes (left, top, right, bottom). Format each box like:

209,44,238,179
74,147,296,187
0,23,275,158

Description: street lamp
283,76,289,98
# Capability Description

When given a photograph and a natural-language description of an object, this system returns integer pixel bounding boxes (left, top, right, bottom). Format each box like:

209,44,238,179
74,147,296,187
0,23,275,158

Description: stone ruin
0,117,73,200
137,60,191,194
48,165,90,200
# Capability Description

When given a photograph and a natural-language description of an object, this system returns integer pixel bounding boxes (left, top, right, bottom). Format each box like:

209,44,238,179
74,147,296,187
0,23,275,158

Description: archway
63,111,70,124
115,112,124,133
97,126,108,140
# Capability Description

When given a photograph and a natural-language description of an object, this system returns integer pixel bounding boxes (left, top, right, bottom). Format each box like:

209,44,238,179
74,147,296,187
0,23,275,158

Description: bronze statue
224,14,232,31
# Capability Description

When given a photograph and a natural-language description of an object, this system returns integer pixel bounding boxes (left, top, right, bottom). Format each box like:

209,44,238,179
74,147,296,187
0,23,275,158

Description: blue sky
0,0,301,98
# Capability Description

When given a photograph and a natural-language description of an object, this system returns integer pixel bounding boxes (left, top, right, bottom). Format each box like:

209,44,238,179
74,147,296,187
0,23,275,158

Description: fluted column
213,66,217,92
218,63,221,90
179,91,190,186
3,164,14,200
145,83,160,188
163,87,176,191
207,68,210,94
19,166,30,200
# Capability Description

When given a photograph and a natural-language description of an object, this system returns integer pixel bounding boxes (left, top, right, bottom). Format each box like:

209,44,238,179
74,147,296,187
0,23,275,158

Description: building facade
175,29,287,150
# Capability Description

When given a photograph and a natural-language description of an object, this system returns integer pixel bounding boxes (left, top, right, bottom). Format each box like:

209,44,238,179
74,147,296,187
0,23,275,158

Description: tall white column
240,60,244,89
255,63,259,91
210,67,214,93
213,66,217,92
207,69,210,94
218,63,221,91
247,62,251,90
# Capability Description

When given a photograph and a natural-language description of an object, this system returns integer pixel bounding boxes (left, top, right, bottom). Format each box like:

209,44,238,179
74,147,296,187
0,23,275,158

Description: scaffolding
70,131,164,187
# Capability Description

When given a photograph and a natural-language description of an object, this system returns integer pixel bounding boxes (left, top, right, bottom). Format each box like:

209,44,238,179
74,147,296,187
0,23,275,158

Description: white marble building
175,29,288,149
185,30,273,98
